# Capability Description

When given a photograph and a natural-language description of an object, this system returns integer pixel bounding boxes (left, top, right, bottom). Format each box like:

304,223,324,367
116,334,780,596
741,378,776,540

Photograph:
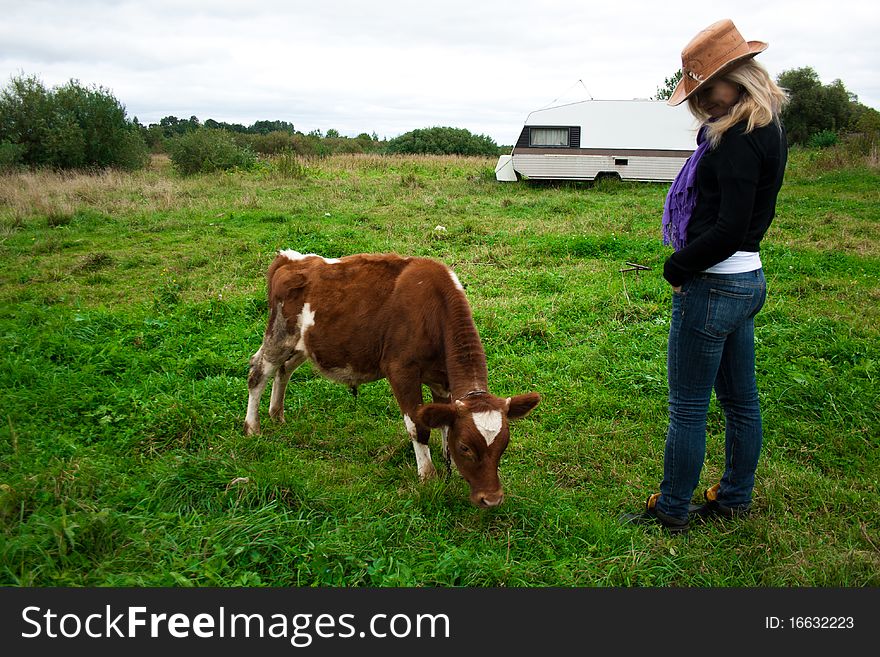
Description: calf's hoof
418,464,438,482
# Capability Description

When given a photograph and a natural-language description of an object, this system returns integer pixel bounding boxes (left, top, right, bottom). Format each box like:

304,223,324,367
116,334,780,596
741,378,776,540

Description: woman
625,19,788,532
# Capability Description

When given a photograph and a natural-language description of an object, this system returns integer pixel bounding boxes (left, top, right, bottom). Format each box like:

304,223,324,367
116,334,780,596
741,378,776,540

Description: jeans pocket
672,278,693,297
706,287,754,337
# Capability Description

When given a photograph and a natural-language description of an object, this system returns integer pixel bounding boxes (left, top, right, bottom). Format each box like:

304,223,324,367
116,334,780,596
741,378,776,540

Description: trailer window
530,127,569,147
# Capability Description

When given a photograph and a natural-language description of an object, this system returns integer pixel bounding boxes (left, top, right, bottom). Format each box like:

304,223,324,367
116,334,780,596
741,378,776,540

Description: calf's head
416,392,540,508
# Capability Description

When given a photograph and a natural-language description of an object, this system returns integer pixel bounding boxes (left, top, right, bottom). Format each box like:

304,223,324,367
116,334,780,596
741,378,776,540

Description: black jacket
663,119,788,286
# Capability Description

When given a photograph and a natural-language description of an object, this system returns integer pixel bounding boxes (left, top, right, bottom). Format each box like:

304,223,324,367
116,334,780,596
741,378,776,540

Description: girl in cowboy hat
624,19,789,532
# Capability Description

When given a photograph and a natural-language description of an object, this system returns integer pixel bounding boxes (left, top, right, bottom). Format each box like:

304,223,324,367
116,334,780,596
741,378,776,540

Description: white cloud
1,0,877,144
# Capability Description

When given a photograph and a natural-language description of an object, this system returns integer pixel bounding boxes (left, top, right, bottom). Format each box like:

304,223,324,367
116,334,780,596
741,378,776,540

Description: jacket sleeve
663,129,762,286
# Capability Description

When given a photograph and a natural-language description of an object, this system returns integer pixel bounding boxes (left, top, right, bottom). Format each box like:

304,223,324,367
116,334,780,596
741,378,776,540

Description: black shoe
620,493,690,534
688,483,751,519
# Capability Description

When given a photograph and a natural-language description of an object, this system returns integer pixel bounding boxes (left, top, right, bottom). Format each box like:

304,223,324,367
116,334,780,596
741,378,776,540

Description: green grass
1,150,878,586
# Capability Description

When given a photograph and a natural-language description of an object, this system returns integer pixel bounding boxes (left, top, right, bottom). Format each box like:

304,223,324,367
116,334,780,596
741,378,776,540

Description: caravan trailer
495,99,697,183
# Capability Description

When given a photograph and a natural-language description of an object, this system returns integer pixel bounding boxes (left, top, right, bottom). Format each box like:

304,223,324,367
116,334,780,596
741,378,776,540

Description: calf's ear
505,392,541,419
417,403,457,428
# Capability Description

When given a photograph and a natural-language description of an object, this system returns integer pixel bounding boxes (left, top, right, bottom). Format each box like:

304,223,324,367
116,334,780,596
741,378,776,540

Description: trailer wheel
594,171,622,183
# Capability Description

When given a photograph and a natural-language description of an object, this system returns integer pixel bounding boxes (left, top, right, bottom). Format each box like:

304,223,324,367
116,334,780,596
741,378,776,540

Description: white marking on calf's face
471,410,503,446
295,302,315,352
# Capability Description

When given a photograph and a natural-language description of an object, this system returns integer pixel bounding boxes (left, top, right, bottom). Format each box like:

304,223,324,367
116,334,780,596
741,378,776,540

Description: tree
157,115,201,138
851,104,880,136
777,67,855,145
653,71,682,101
249,120,295,135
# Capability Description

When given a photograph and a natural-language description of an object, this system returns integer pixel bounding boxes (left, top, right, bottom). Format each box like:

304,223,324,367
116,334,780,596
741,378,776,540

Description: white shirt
703,251,762,274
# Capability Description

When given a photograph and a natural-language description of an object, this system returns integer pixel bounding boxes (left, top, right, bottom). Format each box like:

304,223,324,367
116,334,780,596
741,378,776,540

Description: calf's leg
429,384,452,473
389,371,436,481
269,352,307,422
245,347,275,435
244,304,301,435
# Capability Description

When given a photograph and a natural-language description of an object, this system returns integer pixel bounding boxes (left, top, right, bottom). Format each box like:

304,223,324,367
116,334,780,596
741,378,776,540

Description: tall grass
0,150,878,586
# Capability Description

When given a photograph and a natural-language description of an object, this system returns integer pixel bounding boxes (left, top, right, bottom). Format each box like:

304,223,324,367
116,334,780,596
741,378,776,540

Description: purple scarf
662,124,711,251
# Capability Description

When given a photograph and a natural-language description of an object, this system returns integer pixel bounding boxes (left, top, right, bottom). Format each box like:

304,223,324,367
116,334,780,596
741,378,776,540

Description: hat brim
667,40,768,106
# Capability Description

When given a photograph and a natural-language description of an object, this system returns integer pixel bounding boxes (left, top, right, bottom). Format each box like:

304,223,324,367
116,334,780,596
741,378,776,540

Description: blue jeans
657,269,767,520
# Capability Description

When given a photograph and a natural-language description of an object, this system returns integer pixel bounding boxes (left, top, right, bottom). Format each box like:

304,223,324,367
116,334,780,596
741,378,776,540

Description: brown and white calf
244,250,540,507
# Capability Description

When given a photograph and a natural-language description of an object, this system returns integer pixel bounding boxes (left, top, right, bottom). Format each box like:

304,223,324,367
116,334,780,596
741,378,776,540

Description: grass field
1,150,878,586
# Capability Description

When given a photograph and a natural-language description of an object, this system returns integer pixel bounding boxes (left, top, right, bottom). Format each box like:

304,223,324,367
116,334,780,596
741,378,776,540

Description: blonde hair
686,59,789,148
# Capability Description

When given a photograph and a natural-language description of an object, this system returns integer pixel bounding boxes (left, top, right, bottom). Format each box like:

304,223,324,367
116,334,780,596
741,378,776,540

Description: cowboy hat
668,19,768,106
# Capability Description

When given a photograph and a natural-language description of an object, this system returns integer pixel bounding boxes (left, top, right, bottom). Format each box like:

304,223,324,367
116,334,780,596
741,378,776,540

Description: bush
0,74,149,170
168,128,256,175
113,129,151,170
53,80,149,169
271,150,309,179
245,130,298,155
847,106,880,158
808,130,839,149
385,127,500,156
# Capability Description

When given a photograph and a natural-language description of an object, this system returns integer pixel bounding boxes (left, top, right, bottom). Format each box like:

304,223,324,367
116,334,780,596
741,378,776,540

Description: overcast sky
2,0,878,145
